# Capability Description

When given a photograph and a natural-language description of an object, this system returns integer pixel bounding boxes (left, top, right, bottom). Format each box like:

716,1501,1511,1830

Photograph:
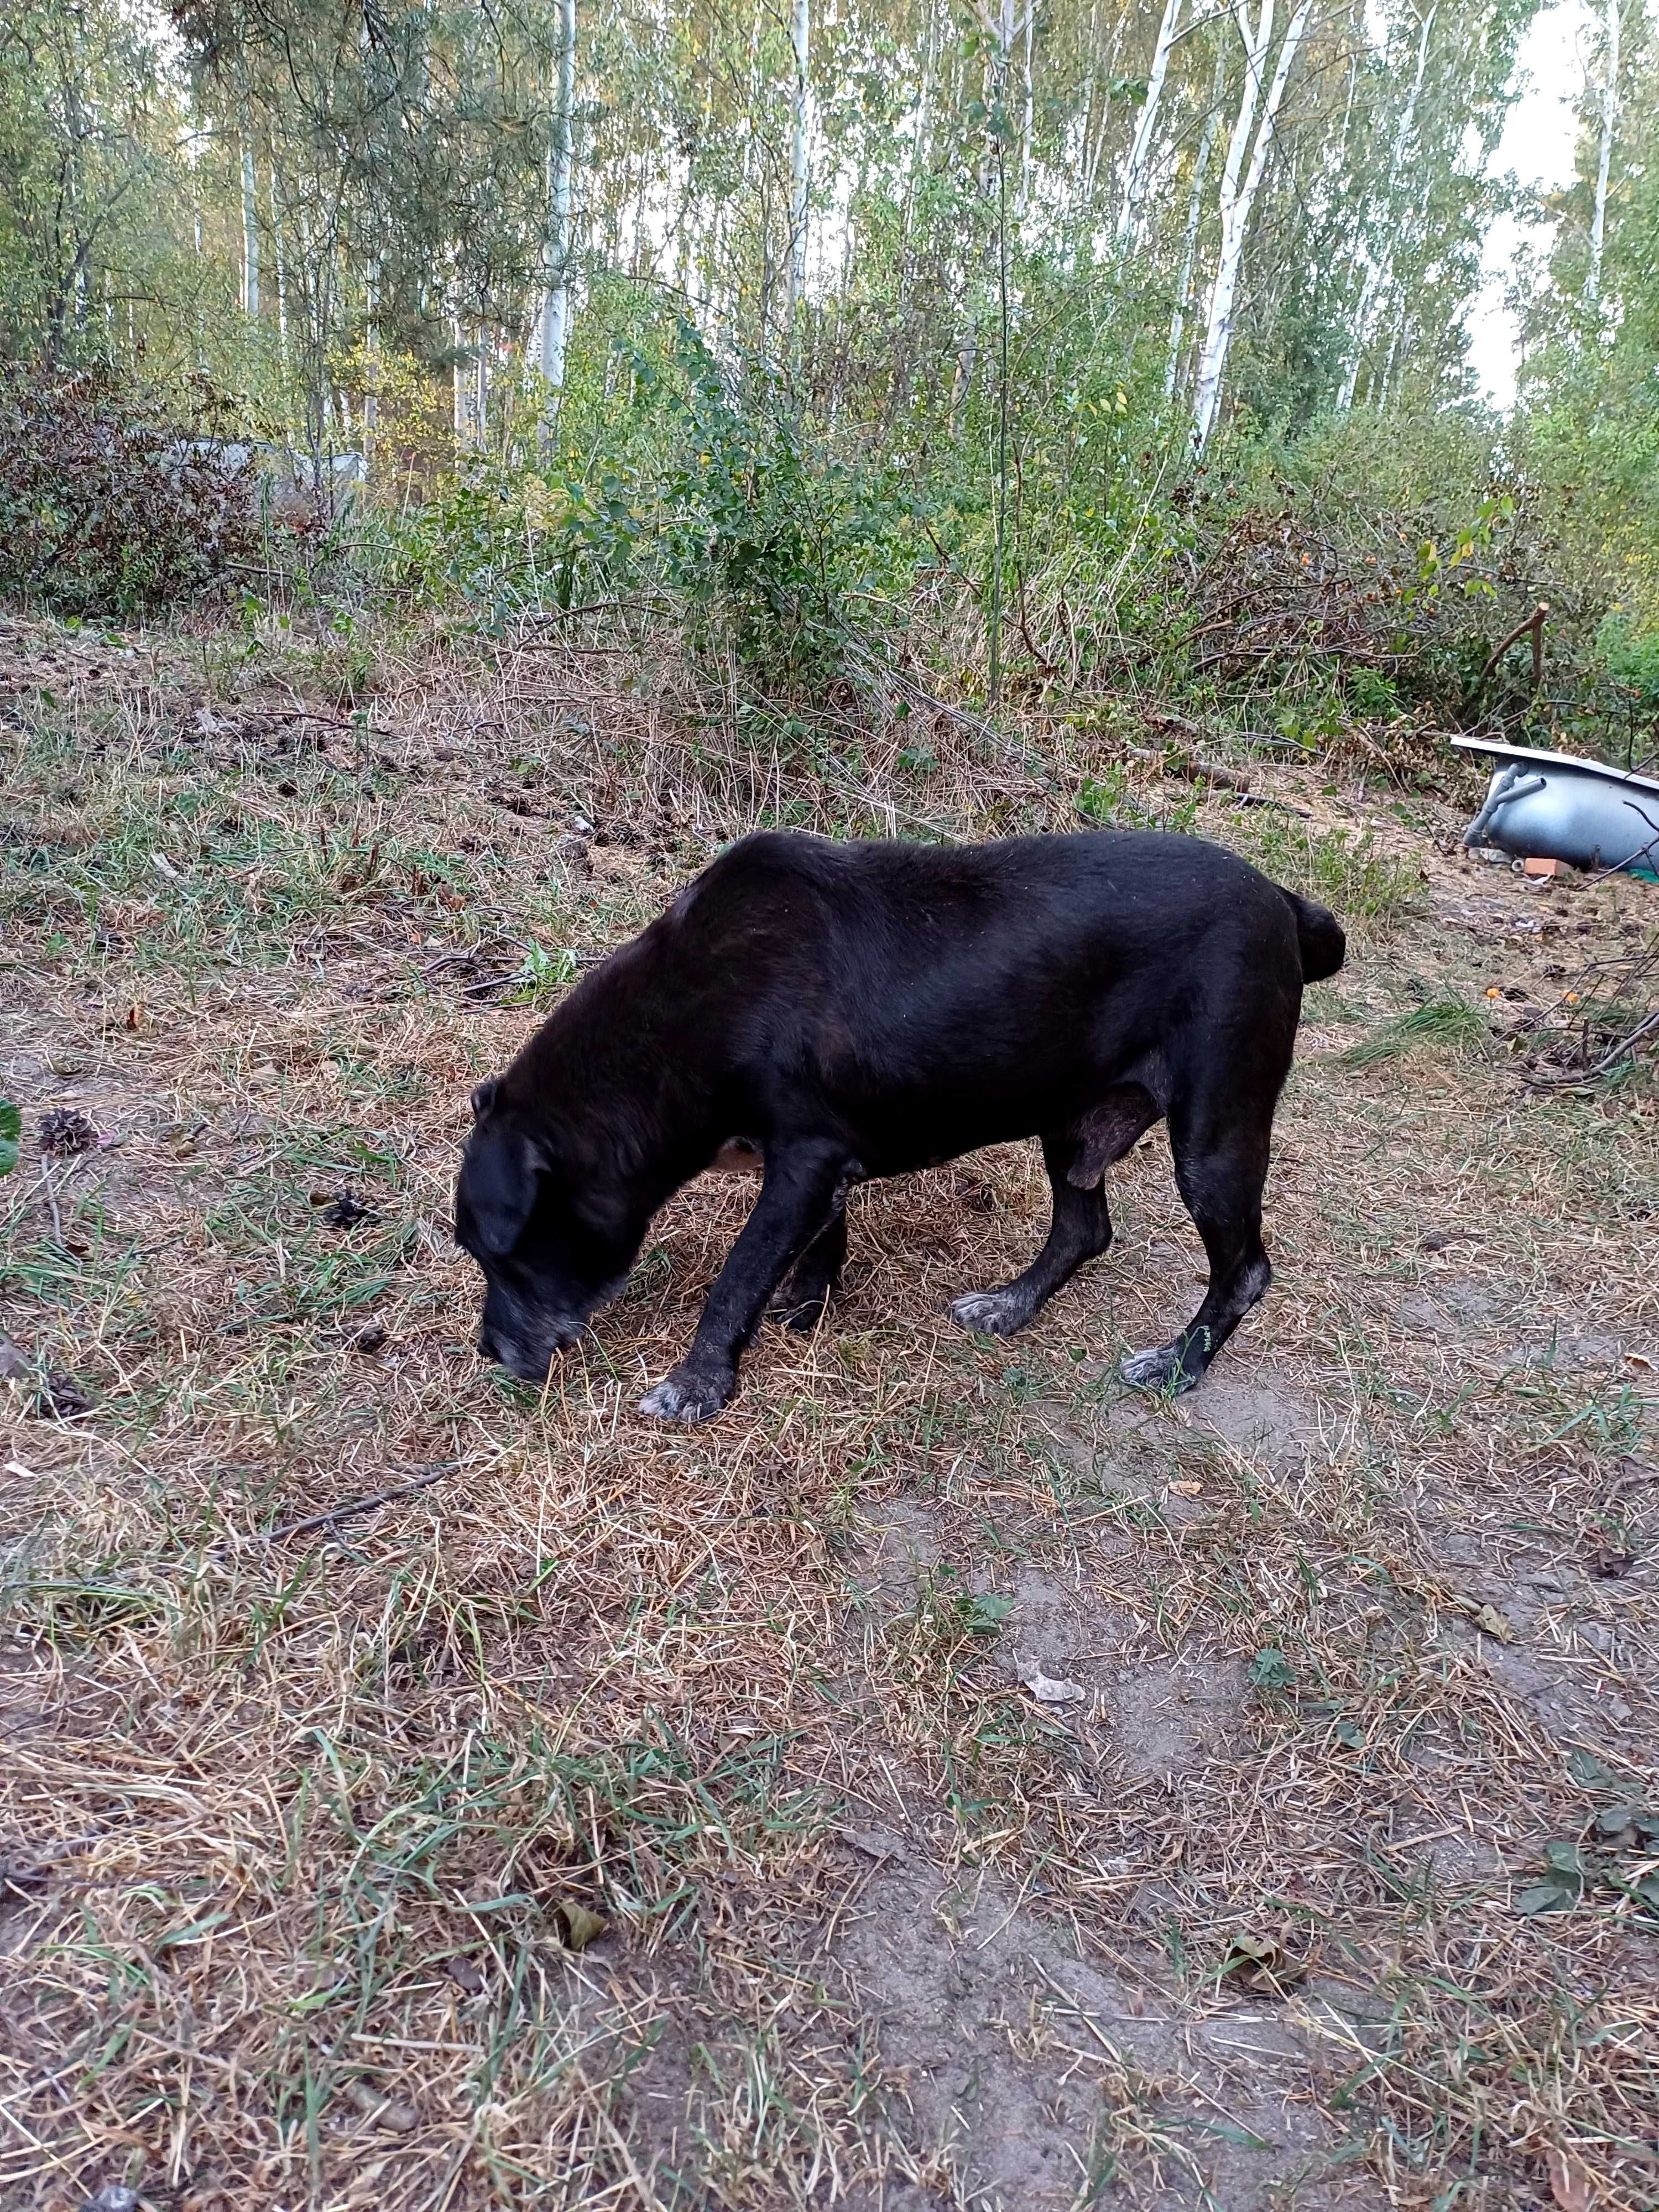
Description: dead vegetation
2,608,1657,2212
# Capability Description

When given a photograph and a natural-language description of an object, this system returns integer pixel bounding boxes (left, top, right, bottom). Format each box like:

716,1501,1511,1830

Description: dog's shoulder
669,827,857,929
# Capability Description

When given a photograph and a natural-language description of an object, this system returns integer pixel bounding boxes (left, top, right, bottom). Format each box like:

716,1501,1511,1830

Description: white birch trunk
1017,2,1036,218
1587,0,1619,306
1115,0,1185,249
785,0,811,334
241,132,260,319
1338,1,1434,408
1192,0,1312,446
1076,0,1103,207
1166,56,1224,395
539,0,577,404
271,167,288,368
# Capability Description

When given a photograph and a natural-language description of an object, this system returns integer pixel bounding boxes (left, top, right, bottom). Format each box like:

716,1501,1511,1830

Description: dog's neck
508,931,726,1198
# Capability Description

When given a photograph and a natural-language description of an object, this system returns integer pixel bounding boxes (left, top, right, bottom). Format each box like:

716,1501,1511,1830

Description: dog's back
661,831,1340,1157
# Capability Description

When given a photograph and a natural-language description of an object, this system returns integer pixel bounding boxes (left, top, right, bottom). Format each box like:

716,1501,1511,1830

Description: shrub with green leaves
383,308,915,684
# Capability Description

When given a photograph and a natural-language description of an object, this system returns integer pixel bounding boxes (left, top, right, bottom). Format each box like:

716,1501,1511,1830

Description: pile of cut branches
1519,931,1659,1090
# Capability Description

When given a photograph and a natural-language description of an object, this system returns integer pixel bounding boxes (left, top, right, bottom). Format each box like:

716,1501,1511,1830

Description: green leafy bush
383,311,915,684
1598,612,1659,716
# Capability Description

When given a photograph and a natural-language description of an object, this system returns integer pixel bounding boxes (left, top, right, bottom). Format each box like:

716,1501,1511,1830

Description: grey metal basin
1455,737,1659,876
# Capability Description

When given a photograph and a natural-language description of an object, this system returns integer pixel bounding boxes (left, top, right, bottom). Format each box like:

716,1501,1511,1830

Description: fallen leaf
1627,1352,1652,1371
1545,2145,1594,2211
342,2076,418,2131
1218,1930,1309,1994
1445,1592,1515,1641
1167,1479,1204,1497
1517,1842,1587,1915
553,1899,607,1950
1018,1662,1087,1705
442,1954,485,1995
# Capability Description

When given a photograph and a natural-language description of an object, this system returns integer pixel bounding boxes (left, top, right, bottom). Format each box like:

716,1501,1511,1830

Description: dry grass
2,607,1657,2212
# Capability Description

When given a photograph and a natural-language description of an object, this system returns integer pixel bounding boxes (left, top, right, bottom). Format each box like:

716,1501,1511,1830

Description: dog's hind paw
768,1295,829,1332
950,1288,1032,1338
1119,1344,1196,1394
639,1363,735,1423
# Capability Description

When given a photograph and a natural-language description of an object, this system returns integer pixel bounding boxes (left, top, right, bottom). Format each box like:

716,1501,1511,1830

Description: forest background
1,0,1657,744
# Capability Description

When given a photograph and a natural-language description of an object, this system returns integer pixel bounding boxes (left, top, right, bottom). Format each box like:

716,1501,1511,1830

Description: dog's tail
1281,888,1346,984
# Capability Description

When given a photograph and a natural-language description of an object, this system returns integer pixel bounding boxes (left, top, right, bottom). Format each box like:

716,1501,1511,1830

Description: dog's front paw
950,1288,1032,1338
1119,1344,1195,1394
639,1363,736,1423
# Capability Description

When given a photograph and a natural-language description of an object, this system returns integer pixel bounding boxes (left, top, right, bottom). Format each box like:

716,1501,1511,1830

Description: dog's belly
841,1094,1088,1179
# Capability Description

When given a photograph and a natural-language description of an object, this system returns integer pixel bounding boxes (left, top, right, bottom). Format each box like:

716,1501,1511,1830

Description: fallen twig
264,1461,462,1543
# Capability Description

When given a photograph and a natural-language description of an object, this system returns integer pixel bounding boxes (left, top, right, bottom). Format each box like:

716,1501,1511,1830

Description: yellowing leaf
554,1900,608,1950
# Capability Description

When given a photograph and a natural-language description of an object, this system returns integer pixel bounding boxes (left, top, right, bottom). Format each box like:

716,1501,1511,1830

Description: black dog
456,828,1344,1421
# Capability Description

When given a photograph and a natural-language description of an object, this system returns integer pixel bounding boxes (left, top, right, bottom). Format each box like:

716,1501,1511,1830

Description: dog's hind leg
767,1206,847,1330
1119,1099,1273,1396
950,1091,1156,1339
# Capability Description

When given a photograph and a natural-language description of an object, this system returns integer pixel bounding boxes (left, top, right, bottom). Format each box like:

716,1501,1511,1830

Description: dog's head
455,1077,643,1381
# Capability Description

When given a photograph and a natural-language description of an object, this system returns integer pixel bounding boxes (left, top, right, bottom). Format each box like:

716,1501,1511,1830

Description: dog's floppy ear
461,1122,548,1257
471,1076,501,1121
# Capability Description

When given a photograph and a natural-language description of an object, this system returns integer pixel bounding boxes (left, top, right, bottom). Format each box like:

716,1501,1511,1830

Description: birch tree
1167,51,1225,393
539,0,577,407
1587,0,1620,307
1192,0,1314,445
1337,0,1434,409
240,127,258,317
785,0,810,337
1115,0,1184,248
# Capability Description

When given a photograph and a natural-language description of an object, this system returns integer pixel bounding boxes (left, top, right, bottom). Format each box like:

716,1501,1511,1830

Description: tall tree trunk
363,257,379,471
539,0,578,419
1166,53,1224,395
1017,1,1036,218
241,128,260,319
1587,0,1620,307
988,0,1015,708
1338,1,1434,408
786,0,811,346
1076,0,1103,206
1116,0,1185,248
1192,0,1313,447
271,166,288,371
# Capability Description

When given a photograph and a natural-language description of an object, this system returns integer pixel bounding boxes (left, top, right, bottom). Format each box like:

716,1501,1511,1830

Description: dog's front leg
640,1142,854,1423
